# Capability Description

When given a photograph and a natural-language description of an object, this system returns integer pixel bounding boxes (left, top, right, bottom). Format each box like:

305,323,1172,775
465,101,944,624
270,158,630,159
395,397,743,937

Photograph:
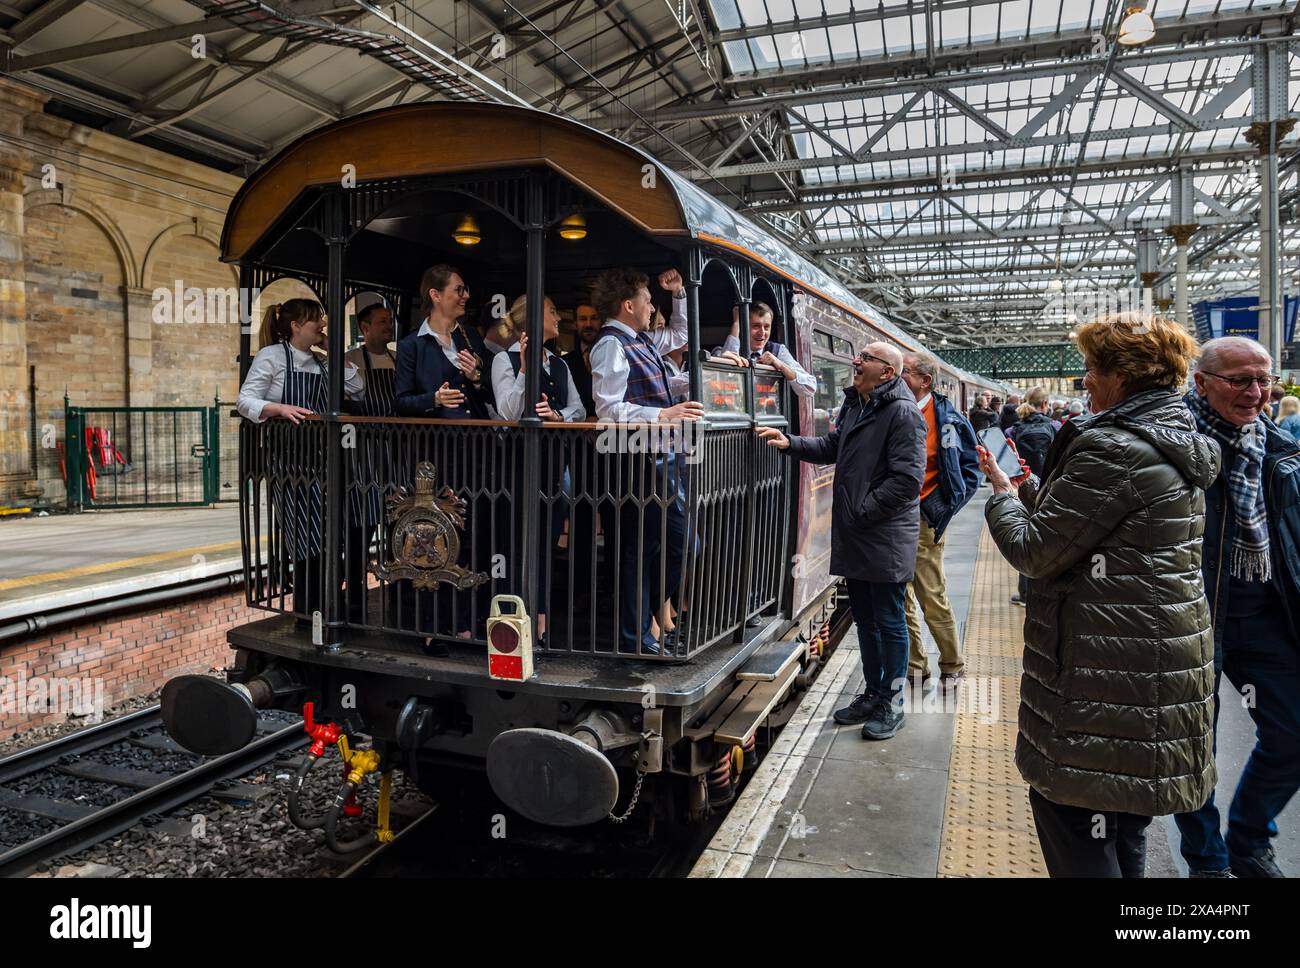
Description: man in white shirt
589,267,702,654
589,268,694,422
715,302,817,398
343,304,396,416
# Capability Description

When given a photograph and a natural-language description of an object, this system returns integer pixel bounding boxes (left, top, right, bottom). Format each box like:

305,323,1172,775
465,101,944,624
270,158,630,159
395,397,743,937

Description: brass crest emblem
371,462,488,591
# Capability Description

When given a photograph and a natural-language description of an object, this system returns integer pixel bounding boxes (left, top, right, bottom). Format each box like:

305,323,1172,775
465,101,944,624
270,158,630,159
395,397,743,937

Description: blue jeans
845,579,910,706
1174,610,1300,868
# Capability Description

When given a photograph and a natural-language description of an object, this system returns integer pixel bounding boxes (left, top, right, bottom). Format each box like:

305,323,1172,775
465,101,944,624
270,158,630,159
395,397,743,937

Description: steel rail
0,706,163,785
0,721,306,878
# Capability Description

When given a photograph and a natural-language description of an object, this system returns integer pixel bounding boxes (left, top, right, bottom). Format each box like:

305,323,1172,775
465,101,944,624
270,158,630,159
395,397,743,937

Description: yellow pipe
377,771,395,844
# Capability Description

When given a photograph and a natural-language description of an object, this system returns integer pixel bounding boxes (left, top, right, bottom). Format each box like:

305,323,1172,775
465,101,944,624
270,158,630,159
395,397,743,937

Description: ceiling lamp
558,212,587,240
1118,5,1155,46
1047,277,1064,292
1068,329,1078,340
453,214,481,246
939,337,948,346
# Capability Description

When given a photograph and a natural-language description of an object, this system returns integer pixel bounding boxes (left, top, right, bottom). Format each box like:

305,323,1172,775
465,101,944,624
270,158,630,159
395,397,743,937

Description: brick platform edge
0,589,259,741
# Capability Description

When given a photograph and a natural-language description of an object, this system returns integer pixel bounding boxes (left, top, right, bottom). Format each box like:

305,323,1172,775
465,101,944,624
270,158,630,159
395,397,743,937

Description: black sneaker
1229,847,1285,878
1189,867,1235,879
1010,594,1026,607
833,692,880,725
862,704,904,741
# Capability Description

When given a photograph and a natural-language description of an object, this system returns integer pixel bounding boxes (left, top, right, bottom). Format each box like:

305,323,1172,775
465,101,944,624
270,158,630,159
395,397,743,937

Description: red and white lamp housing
486,595,534,682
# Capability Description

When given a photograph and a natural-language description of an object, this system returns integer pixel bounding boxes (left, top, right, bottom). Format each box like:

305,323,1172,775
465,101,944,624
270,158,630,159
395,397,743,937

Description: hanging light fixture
558,212,587,240
1118,5,1155,46
453,214,481,246
939,337,948,346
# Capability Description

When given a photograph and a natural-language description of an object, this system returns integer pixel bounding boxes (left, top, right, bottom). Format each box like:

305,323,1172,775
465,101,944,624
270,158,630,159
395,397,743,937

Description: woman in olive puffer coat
979,313,1221,878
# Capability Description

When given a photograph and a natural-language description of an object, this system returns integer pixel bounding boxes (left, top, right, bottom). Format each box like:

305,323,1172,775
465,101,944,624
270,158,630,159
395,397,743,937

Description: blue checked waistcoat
600,325,672,409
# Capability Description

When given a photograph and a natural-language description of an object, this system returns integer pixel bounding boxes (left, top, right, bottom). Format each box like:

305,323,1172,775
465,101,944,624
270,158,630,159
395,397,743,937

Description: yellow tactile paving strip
938,525,1047,877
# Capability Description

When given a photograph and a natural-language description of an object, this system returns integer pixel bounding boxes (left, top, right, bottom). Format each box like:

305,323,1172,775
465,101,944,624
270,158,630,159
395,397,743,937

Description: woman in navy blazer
393,265,500,648
395,265,496,418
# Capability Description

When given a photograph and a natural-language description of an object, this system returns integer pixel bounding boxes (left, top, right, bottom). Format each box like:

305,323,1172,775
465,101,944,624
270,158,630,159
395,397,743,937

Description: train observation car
161,102,996,834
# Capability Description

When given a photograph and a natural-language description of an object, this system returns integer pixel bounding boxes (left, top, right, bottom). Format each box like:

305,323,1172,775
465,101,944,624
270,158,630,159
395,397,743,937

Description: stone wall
0,77,245,505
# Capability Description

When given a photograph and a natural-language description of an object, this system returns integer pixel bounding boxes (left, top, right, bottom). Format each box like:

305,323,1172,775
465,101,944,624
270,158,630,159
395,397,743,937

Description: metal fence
65,405,218,509
214,400,241,503
239,411,790,662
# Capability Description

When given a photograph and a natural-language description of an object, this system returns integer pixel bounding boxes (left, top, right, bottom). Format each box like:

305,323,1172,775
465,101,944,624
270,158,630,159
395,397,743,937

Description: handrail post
735,266,757,641
518,179,545,635
322,231,347,649
686,247,704,405
683,246,706,653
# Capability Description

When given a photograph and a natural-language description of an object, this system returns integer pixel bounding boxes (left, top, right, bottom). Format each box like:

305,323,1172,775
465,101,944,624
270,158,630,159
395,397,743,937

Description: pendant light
453,214,481,246
558,213,587,240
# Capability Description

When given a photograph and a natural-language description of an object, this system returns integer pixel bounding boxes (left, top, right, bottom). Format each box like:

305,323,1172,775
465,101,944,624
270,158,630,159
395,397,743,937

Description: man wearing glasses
1175,336,1300,878
758,342,926,741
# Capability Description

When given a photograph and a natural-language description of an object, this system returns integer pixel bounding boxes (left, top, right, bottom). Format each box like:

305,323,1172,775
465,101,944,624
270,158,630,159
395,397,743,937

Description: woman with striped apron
237,298,364,620
344,304,397,622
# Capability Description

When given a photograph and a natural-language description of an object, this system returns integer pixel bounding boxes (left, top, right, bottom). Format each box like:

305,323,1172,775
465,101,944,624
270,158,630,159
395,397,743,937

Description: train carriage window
815,330,834,352
832,336,855,358
812,357,855,437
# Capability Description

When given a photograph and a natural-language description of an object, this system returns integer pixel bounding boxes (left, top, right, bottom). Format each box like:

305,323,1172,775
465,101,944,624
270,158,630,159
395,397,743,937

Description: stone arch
142,219,234,291
24,197,133,499
23,189,138,286
144,224,245,406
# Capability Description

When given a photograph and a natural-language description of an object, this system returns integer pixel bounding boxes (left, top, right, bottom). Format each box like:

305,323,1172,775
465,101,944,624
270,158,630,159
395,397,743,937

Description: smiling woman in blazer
395,264,496,419
393,265,500,647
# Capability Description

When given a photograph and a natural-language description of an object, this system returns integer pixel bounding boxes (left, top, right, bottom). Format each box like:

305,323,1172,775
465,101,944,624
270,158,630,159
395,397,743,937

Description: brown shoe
939,671,965,689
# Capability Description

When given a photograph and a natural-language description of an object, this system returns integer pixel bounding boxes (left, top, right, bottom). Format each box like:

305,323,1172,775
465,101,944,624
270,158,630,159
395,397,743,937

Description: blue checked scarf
1184,388,1271,581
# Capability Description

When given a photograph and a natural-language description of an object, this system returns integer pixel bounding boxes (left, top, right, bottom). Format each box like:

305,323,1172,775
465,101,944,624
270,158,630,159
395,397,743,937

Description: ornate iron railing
239,412,789,661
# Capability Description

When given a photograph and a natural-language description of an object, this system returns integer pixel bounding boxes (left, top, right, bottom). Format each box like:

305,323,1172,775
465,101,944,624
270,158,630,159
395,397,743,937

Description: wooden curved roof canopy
220,102,690,261
220,101,1000,392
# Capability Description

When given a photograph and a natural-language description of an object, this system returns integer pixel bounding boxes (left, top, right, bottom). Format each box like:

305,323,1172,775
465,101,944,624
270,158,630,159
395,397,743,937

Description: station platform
0,506,241,622
693,494,1299,878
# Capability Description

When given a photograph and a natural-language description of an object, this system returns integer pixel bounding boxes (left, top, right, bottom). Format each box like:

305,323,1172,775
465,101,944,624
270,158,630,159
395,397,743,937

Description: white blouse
237,342,364,423
490,341,585,422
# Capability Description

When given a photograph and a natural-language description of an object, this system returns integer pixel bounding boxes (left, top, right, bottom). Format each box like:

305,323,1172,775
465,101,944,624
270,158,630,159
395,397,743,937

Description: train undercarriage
163,587,843,834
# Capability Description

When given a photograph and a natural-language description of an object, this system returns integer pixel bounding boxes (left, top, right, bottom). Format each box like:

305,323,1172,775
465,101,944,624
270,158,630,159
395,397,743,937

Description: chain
607,770,646,824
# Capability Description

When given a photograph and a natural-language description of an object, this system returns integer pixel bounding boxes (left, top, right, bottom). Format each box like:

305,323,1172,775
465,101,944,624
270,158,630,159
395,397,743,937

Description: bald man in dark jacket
758,341,926,741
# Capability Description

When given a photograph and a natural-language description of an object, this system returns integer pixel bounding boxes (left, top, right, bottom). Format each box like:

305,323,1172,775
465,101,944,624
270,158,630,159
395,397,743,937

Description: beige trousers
904,519,964,677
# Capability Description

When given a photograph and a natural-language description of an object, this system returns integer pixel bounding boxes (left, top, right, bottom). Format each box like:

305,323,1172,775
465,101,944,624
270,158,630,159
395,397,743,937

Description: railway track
0,705,307,877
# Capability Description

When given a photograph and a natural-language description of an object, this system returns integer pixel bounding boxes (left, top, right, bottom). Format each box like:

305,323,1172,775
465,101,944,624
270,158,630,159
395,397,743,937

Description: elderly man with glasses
758,342,926,741
1174,336,1300,878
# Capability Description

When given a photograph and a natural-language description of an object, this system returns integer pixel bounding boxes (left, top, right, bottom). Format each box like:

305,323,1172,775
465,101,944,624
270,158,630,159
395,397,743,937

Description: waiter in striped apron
237,299,364,619
344,303,397,622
